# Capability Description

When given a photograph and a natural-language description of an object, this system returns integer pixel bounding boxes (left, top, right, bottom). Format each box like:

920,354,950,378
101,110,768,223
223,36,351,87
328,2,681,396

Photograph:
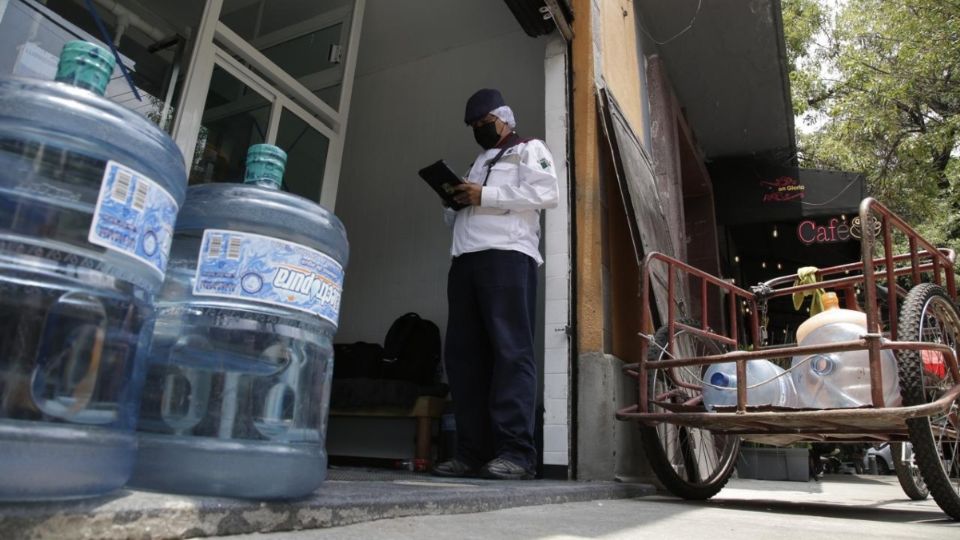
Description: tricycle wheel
897,284,960,518
640,322,740,500
891,443,929,500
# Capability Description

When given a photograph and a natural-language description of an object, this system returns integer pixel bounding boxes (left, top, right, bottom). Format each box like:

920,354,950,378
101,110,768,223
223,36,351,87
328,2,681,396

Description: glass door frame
245,3,353,103
171,0,365,210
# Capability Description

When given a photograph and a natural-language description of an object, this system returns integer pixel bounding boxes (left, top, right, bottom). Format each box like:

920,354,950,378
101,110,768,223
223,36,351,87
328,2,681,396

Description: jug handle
66,325,105,415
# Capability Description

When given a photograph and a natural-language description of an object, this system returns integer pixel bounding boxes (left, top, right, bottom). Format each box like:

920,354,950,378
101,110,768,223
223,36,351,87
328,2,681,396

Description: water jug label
193,229,344,326
88,161,178,276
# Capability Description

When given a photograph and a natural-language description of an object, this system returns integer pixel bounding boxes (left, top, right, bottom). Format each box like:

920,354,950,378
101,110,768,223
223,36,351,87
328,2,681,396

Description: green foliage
781,0,827,67
783,0,960,261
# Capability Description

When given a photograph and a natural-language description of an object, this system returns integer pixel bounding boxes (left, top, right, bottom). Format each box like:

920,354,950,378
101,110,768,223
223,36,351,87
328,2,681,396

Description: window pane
260,24,342,79
219,0,352,111
276,109,328,202
264,24,344,110
0,0,203,131
189,66,271,186
220,0,352,39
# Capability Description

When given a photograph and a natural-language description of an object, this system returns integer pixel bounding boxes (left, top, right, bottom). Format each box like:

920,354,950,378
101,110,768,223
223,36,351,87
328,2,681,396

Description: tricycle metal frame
616,197,960,444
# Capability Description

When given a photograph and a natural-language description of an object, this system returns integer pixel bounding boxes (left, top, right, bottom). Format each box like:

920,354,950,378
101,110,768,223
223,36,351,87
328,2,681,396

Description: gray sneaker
431,458,478,478
480,457,534,480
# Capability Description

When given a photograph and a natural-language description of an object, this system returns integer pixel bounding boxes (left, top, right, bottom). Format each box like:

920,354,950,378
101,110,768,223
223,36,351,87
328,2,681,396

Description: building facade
0,0,796,481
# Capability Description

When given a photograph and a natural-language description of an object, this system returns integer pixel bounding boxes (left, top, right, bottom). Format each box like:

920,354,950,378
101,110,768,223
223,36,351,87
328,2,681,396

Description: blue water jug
130,144,349,499
0,41,186,500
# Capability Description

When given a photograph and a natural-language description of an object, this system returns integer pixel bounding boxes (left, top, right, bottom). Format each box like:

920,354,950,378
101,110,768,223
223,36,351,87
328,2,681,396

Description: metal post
867,333,885,408
909,237,921,286
883,217,897,338
639,261,652,413
861,201,880,340
701,276,708,329
667,263,676,358
736,358,747,412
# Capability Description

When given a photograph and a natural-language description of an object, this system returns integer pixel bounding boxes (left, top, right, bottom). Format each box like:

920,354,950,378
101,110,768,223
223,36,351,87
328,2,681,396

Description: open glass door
172,0,363,209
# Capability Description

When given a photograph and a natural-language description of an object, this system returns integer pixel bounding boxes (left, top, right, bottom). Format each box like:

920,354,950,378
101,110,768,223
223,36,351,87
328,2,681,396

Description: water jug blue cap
244,144,287,189
710,371,731,388
54,41,116,96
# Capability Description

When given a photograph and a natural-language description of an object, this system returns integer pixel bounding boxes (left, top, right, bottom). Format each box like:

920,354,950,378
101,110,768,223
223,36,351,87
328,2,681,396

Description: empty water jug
702,359,798,411
791,292,901,408
130,144,348,499
0,41,186,500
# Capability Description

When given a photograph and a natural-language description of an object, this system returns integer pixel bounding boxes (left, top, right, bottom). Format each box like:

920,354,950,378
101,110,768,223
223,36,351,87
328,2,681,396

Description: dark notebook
418,160,467,210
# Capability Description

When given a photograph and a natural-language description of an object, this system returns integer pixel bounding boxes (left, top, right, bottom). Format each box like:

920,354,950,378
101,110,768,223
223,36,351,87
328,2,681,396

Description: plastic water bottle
791,323,902,408
702,360,798,411
0,42,186,500
791,323,901,408
130,144,348,499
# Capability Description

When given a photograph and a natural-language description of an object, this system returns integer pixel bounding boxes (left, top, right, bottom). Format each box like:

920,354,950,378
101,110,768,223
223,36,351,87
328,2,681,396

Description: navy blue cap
464,88,506,124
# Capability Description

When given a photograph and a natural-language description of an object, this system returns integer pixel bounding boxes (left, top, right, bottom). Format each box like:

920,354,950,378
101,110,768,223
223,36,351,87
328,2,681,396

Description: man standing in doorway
432,89,559,480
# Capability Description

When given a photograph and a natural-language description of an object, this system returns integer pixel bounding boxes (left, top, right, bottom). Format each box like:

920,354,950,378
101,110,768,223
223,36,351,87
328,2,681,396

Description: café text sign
797,216,880,245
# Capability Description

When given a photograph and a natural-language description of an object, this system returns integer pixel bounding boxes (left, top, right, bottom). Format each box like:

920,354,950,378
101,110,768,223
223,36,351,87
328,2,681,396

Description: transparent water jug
791,291,901,408
702,359,798,411
0,42,186,500
791,322,901,408
130,144,349,499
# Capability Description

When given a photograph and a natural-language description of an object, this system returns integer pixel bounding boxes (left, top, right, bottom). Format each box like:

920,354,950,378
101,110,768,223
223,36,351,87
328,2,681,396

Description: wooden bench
329,395,446,465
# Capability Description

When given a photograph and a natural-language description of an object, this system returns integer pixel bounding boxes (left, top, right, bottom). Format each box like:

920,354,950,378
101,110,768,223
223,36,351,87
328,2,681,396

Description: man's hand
453,183,483,206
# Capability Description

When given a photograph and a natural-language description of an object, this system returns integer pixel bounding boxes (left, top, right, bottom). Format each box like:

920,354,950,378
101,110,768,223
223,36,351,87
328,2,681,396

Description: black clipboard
418,160,468,210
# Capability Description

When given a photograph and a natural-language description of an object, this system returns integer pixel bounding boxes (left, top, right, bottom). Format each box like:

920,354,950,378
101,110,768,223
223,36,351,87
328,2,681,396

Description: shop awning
711,161,866,226
635,0,795,159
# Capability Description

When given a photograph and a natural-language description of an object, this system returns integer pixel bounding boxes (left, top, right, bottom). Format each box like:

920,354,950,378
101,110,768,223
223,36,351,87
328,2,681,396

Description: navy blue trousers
445,249,538,471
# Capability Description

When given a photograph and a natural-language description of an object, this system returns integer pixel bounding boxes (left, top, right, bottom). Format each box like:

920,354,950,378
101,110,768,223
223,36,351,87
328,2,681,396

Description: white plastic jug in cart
790,292,901,408
702,359,798,411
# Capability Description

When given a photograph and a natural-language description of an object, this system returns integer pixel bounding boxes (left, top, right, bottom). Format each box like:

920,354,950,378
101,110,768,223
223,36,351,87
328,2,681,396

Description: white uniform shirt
444,138,559,265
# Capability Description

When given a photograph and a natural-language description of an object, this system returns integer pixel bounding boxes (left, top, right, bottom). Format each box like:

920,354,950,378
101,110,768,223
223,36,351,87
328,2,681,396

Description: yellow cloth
792,266,826,316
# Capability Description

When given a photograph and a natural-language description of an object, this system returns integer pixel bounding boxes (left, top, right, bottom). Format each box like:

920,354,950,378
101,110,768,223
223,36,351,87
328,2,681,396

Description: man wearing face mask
432,88,559,480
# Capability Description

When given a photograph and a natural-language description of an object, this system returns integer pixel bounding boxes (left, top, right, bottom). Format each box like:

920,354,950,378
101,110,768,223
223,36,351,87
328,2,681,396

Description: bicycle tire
891,443,929,500
897,284,960,518
639,321,740,500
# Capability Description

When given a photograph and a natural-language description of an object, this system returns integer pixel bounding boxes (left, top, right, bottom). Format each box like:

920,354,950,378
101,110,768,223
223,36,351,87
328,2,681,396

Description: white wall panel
335,2,547,344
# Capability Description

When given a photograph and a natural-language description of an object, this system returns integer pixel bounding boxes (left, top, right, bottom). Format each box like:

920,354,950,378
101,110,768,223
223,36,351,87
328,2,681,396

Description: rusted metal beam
617,382,960,433
641,339,955,371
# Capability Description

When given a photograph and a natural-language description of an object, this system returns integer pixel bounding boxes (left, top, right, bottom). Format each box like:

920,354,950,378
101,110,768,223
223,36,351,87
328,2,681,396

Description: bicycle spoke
640,323,740,499
900,285,960,517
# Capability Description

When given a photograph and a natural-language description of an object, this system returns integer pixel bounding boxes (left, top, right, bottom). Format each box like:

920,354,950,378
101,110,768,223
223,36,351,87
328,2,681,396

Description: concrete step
0,468,654,539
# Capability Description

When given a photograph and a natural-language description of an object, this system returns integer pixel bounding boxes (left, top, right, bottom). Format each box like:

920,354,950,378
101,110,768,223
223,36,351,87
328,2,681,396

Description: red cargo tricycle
616,198,960,519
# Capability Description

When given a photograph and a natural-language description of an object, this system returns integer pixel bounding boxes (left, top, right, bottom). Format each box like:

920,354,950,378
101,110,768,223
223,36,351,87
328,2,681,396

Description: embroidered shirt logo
539,158,551,170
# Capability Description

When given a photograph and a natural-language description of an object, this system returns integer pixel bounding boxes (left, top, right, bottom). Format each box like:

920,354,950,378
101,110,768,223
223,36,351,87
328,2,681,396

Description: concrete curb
1,479,655,539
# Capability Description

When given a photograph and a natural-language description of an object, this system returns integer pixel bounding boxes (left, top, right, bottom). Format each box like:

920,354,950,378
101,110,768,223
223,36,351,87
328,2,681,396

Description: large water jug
0,42,186,500
791,292,901,408
702,360,798,411
130,144,348,499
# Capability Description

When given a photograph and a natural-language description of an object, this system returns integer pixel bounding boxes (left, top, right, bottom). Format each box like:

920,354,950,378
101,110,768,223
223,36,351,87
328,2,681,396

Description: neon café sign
761,176,805,202
797,216,879,245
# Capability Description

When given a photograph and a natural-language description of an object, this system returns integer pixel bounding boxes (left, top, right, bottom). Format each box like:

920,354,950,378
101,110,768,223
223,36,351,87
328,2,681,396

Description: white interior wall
541,36,571,468
335,0,547,344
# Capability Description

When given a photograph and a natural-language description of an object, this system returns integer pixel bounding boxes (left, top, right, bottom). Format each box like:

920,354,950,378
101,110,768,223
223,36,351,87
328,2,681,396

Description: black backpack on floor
381,312,442,386
332,342,386,380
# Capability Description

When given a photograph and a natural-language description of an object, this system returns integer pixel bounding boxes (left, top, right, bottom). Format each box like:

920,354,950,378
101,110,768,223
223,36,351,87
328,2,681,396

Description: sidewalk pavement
0,467,654,539
6,470,958,539
228,475,960,540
